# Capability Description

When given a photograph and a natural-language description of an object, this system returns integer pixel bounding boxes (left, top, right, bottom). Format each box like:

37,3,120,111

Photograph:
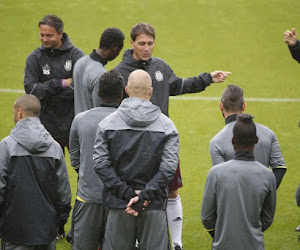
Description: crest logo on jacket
42,64,50,75
155,71,163,82
64,60,72,71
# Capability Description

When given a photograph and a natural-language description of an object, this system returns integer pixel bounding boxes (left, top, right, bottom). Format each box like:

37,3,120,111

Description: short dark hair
14,94,41,117
98,69,124,102
221,85,244,112
233,114,257,147
38,14,64,34
130,22,155,41
99,28,125,50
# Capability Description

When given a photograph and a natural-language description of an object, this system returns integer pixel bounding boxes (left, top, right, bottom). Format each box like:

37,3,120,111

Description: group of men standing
0,13,298,250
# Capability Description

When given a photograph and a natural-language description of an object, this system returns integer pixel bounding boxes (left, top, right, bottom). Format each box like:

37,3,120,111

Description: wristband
61,79,67,89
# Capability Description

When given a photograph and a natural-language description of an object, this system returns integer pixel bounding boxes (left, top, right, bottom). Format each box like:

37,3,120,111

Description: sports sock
167,195,183,249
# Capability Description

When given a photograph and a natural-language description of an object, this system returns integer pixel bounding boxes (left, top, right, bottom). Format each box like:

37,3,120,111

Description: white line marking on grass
1,89,300,102
0,88,25,94
170,96,300,102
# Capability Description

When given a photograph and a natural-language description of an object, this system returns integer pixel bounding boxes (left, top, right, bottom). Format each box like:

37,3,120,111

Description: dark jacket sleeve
288,40,300,63
272,168,286,189
24,48,84,100
296,184,300,207
24,53,66,100
0,140,8,216
166,61,213,96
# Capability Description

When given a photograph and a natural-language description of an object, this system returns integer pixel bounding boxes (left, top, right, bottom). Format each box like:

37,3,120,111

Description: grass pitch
1,0,300,249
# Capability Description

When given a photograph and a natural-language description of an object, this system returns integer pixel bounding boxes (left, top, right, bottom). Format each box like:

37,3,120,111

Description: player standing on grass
0,94,71,250
69,70,124,250
93,69,179,250
202,114,277,250
209,85,286,188
115,22,231,250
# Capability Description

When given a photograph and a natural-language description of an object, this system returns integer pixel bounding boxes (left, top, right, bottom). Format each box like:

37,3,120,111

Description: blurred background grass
1,0,300,249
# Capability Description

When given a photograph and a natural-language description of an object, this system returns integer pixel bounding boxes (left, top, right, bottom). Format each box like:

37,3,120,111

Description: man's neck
223,111,242,119
96,48,105,59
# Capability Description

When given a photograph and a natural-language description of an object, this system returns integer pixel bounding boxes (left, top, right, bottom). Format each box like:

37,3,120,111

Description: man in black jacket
24,14,84,154
115,22,231,250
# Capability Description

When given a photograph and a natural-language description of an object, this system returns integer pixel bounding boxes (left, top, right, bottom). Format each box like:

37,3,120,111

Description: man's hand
210,71,232,83
63,78,73,87
125,190,151,216
125,196,140,216
284,28,298,47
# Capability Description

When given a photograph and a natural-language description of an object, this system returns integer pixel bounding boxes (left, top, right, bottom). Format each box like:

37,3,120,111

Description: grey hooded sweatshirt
0,117,71,245
93,97,179,211
201,151,277,250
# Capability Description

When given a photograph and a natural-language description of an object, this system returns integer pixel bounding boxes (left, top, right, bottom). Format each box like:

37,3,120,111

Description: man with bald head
93,69,179,250
0,94,71,249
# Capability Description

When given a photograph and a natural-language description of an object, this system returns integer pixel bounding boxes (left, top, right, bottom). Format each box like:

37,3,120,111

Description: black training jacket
24,33,84,139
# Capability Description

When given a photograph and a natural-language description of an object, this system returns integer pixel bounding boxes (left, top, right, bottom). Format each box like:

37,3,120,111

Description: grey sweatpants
103,208,170,250
1,240,56,250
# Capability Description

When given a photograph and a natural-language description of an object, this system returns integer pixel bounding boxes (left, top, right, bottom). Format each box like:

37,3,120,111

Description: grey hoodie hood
118,98,161,127
10,117,54,153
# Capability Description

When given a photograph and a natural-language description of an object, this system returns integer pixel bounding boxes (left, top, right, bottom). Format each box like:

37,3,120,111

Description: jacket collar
89,49,107,66
225,114,238,125
99,102,119,108
123,49,152,69
233,151,255,161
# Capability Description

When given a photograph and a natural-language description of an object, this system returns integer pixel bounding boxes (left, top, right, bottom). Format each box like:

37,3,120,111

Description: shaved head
126,69,152,100
13,94,41,123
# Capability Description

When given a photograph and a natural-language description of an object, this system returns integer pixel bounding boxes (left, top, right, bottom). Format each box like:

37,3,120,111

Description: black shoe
174,243,183,250
296,225,300,232
66,230,73,244
56,233,65,240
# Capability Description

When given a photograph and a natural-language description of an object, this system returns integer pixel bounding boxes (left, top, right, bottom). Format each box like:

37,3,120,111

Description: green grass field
1,0,300,249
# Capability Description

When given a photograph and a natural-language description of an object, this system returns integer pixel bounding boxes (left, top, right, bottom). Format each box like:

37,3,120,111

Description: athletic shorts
168,160,183,191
